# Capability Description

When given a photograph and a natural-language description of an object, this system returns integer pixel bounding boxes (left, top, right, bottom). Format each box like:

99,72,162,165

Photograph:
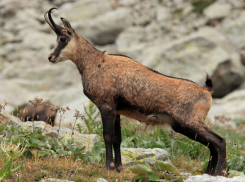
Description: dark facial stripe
52,36,70,58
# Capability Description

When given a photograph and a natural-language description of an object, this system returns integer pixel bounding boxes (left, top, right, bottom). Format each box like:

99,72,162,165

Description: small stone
39,178,75,182
95,178,108,182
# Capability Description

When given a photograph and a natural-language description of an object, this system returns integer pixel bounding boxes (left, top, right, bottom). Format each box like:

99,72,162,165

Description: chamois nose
48,56,52,61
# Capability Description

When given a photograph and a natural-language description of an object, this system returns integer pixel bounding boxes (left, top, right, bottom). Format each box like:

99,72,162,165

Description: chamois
44,8,226,175
17,102,56,126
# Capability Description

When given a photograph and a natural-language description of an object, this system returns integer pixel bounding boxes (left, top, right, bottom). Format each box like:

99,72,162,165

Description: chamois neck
73,36,103,74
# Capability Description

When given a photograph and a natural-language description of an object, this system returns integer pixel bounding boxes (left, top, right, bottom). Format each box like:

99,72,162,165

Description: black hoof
104,162,115,170
115,165,123,173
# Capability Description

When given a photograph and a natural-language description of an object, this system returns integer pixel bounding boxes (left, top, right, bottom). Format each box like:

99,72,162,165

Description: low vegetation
0,99,245,181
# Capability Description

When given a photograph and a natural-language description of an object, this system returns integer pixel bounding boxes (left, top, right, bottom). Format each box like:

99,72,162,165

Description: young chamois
17,102,56,126
44,8,226,176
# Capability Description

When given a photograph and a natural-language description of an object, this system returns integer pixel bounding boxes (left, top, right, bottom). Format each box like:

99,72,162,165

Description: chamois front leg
100,105,116,170
113,114,122,172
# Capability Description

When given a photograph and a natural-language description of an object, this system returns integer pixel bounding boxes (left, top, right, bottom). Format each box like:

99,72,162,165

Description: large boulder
211,52,245,98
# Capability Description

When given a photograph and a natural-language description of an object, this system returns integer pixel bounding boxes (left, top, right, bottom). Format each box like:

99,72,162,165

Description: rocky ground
0,0,245,134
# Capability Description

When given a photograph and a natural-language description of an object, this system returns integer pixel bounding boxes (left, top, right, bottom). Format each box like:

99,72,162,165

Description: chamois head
44,8,77,63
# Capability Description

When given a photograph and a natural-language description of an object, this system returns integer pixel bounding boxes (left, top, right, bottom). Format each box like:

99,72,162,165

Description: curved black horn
44,7,61,35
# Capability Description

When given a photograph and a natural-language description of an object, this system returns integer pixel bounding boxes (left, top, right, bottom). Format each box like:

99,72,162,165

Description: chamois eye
60,36,66,42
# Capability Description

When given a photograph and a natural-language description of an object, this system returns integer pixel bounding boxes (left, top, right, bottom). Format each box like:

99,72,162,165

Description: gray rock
40,178,74,182
115,26,146,59
95,178,108,182
52,126,100,151
0,111,22,127
220,11,245,51
184,174,245,182
209,89,245,120
86,7,133,45
58,0,112,22
131,1,157,26
230,0,245,9
156,5,171,22
121,148,169,166
211,52,245,98
117,0,139,7
204,2,232,20
21,30,54,50
20,121,54,134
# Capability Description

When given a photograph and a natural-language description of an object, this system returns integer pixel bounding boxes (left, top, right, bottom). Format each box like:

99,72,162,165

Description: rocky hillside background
1,0,245,127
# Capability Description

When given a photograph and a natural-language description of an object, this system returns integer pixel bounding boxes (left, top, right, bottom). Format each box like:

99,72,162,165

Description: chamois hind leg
99,106,116,170
171,120,226,176
113,114,122,172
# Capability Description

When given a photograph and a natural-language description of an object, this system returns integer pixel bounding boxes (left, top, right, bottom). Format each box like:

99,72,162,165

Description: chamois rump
44,8,226,176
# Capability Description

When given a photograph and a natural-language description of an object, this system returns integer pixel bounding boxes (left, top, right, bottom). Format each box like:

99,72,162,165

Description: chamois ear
60,17,75,36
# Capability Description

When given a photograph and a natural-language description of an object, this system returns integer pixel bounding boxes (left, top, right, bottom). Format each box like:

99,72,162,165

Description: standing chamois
44,8,226,175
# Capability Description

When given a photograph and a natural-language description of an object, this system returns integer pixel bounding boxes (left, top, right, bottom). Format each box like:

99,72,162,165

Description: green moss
121,149,138,160
192,0,216,14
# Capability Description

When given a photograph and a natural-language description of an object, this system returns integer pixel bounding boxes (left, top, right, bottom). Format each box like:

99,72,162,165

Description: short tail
205,73,213,92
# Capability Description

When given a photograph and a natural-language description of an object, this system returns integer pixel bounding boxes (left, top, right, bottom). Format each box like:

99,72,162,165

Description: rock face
1,0,245,125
